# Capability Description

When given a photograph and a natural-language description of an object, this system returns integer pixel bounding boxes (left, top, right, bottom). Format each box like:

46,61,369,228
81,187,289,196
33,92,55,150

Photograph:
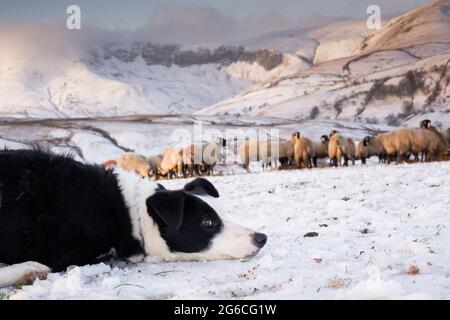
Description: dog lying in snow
0,150,267,288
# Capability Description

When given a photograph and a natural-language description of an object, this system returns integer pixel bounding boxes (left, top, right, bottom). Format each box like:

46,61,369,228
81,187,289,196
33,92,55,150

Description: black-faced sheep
327,132,353,167
202,137,226,175
182,144,203,177
278,140,295,167
362,135,386,163
417,120,449,161
420,119,432,129
146,154,163,178
364,128,443,164
312,135,329,167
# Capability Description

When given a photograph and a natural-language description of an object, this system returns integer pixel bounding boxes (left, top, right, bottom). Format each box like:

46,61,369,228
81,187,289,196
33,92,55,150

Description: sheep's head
137,164,151,178
329,130,338,138
213,137,227,147
291,132,300,144
420,119,431,129
362,136,372,147
153,166,167,180
148,166,158,180
199,164,209,173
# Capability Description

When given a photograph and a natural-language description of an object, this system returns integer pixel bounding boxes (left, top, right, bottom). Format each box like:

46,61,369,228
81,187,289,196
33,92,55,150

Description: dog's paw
15,262,51,285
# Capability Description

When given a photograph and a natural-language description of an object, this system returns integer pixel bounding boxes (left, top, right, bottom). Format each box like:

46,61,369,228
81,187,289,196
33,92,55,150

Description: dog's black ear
156,183,166,191
183,178,219,198
146,191,185,231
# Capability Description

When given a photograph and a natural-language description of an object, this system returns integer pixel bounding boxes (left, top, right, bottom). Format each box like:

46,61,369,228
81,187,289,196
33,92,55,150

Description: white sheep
116,152,150,178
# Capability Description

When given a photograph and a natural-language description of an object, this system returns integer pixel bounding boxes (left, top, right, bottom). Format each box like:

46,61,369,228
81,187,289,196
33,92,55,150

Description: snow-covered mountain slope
0,18,375,119
0,45,259,118
3,160,450,299
196,46,450,124
1,2,448,122
239,21,371,65
224,20,372,83
307,21,372,64
225,53,309,83
356,0,450,53
196,1,450,126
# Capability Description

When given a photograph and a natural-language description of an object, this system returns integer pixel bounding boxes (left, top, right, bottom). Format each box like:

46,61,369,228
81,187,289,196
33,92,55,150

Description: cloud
138,5,238,44
132,5,345,45
0,4,352,69
0,19,128,73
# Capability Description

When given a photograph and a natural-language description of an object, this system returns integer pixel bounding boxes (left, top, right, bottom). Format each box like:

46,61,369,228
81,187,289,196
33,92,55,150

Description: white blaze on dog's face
143,178,267,261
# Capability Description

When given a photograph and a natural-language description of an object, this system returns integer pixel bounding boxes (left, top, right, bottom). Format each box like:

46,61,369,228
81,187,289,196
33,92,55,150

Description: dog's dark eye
201,218,214,228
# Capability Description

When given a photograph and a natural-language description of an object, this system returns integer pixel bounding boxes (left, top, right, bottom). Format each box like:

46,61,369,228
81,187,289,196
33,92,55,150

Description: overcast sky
0,0,433,46
0,0,430,29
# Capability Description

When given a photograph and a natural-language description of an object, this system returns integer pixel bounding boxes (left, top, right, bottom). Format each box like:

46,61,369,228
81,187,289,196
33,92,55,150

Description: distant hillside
1,1,448,124
357,0,450,53
196,0,450,126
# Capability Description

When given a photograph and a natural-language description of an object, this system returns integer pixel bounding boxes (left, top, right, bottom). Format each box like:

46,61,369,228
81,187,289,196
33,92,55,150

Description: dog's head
144,178,267,261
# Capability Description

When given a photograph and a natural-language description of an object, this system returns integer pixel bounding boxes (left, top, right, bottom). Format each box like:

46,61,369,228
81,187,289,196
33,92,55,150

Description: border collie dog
0,150,267,288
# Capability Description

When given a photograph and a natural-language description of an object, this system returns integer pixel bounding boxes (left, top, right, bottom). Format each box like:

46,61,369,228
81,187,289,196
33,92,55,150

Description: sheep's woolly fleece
2,160,450,300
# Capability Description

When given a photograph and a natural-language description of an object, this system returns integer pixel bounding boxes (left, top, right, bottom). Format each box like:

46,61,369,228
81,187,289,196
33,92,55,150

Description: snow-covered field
2,159,449,300
0,117,391,166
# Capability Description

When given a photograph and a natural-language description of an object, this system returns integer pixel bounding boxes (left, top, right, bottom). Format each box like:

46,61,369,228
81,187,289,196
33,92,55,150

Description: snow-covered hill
356,0,450,53
196,46,450,124
0,19,373,119
239,20,371,65
0,44,259,118
0,1,448,125
196,0,450,126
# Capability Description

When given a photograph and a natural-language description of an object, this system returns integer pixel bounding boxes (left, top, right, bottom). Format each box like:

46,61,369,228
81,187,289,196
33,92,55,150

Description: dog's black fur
0,149,222,272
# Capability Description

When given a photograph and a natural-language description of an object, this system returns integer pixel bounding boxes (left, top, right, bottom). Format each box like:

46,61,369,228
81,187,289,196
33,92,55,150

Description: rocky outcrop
100,43,284,70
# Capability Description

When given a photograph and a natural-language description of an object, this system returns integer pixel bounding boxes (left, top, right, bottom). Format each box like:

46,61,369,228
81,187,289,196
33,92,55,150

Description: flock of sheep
104,120,450,180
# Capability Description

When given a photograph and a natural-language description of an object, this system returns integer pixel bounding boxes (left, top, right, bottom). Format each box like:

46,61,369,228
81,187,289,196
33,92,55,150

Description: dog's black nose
252,233,267,248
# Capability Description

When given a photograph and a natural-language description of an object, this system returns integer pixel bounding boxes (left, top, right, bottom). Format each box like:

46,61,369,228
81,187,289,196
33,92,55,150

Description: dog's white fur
115,168,171,261
0,169,259,288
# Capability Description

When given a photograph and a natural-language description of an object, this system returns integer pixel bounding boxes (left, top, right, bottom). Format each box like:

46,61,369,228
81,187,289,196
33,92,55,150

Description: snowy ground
2,159,449,300
0,116,390,166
